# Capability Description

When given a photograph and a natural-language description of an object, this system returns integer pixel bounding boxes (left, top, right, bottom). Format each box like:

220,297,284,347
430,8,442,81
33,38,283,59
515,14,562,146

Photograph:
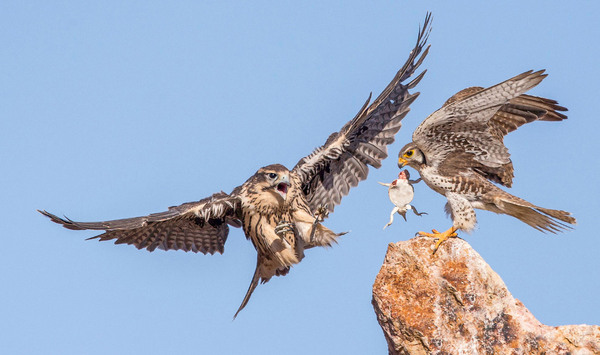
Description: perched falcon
39,14,431,317
397,69,576,253
379,169,426,229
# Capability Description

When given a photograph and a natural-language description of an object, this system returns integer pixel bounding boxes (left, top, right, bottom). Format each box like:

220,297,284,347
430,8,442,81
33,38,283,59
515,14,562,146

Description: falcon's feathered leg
417,226,458,254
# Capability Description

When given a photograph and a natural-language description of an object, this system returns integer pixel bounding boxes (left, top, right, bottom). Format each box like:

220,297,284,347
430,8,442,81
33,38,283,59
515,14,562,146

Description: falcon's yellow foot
417,226,458,255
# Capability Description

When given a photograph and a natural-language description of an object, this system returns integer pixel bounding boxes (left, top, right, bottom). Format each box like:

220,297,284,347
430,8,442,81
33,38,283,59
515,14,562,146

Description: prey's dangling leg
410,205,427,217
383,206,399,229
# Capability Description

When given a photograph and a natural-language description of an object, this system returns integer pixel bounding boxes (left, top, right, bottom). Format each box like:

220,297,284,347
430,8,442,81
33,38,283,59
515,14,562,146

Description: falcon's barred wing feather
38,192,242,254
442,87,567,141
293,13,431,213
413,70,567,187
488,94,567,140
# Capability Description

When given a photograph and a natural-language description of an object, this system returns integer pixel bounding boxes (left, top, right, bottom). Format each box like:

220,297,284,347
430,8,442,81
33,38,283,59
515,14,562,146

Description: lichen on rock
372,237,600,354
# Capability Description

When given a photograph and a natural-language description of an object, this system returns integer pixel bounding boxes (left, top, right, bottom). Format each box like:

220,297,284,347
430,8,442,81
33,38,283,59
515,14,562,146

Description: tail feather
234,258,261,319
495,194,576,233
536,206,576,225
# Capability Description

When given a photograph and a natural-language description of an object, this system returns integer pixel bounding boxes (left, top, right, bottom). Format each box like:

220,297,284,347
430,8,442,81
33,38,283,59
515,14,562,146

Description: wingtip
502,69,550,95
521,69,547,80
38,209,60,222
421,12,433,37
37,209,85,230
38,209,52,217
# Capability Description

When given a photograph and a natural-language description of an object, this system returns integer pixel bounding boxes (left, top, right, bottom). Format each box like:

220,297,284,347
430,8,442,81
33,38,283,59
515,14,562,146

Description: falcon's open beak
398,157,408,168
275,175,290,200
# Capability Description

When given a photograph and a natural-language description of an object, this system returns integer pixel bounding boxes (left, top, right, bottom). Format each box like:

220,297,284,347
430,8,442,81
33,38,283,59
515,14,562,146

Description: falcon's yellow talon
430,226,458,254
433,239,444,252
416,226,459,254
417,231,434,238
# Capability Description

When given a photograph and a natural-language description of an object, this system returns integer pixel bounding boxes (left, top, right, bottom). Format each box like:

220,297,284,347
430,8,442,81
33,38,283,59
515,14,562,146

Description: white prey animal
379,170,426,229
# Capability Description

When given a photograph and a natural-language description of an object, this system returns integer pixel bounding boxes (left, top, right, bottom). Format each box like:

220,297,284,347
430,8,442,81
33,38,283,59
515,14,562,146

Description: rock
372,237,600,355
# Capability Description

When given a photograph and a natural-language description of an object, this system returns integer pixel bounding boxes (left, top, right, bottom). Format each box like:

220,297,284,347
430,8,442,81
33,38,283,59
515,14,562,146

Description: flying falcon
39,14,431,317
397,69,576,253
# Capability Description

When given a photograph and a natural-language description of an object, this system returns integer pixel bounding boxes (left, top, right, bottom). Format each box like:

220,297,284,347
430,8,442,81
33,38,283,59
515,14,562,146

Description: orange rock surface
372,237,600,354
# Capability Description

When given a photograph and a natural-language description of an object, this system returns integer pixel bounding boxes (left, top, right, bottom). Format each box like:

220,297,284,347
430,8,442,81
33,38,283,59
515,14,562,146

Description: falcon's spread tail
489,191,576,233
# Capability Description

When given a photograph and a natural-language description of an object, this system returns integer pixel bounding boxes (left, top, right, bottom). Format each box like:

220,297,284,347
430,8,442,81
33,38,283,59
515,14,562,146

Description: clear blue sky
2,2,599,354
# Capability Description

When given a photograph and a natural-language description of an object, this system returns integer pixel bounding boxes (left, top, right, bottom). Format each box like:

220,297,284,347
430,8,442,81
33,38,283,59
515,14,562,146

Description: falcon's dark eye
268,173,278,179
404,150,414,158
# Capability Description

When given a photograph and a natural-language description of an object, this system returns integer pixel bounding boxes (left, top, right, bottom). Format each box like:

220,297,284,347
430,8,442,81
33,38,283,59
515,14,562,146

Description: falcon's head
255,164,291,204
398,143,426,170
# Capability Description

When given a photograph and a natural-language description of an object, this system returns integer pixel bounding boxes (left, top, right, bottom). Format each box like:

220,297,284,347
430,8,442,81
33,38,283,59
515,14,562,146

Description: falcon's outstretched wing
293,13,431,213
412,69,567,187
38,192,242,254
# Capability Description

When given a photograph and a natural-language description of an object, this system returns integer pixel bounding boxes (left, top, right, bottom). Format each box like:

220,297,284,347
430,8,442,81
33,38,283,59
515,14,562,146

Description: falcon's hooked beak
398,157,408,168
275,175,290,200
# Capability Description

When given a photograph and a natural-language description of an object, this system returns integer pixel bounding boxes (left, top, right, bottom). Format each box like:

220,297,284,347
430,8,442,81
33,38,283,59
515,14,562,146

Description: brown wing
292,13,431,213
489,94,567,140
38,191,242,254
413,70,567,187
444,88,567,141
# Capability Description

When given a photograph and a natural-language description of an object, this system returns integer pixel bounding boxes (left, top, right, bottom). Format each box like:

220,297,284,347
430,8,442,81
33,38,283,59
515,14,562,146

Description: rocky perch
372,237,600,354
